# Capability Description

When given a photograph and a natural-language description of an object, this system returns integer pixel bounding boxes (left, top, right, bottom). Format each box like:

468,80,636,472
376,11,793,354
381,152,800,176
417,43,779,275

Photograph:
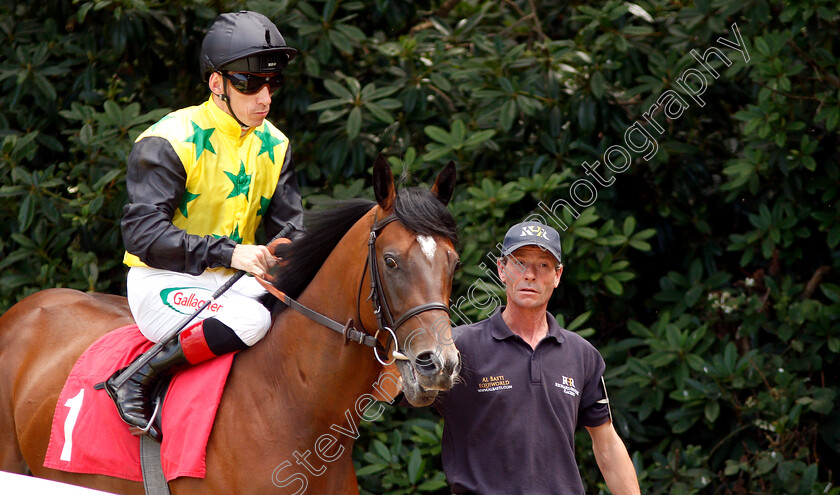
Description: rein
257,211,450,366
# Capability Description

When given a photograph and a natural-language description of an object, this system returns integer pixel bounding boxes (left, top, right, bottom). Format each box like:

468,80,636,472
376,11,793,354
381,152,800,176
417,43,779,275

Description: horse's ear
431,161,456,206
373,155,396,212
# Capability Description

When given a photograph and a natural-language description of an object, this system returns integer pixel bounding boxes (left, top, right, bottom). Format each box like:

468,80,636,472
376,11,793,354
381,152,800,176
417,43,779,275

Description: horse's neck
230,210,384,432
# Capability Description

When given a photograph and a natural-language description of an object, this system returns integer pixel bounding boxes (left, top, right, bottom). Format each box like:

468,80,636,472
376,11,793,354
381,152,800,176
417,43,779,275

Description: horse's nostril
414,351,443,377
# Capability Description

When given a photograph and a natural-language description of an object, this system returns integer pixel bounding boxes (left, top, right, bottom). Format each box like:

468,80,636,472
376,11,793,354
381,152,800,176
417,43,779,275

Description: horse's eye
384,256,398,269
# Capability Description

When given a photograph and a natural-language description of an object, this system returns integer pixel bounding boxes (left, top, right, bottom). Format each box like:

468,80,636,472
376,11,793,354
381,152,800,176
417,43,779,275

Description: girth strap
140,435,171,495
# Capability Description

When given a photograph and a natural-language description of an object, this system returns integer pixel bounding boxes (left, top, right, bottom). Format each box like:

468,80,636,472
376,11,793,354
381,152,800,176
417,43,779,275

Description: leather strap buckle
342,318,356,346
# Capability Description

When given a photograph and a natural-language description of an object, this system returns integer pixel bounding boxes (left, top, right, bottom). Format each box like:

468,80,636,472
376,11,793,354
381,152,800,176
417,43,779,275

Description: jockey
105,11,304,441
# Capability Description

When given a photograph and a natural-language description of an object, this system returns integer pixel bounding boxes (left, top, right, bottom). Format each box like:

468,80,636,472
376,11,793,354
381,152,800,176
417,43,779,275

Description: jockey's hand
267,237,292,261
231,244,276,278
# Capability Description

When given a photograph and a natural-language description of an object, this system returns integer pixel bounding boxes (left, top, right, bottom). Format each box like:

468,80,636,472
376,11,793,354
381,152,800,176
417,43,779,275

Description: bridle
363,213,450,365
257,210,450,366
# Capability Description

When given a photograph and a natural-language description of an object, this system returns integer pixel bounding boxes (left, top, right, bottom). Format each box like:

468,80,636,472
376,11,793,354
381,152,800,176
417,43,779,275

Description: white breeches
126,266,271,345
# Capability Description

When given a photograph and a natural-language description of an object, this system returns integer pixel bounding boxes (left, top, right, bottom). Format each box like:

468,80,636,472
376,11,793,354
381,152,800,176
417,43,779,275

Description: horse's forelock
264,187,457,315
393,187,459,248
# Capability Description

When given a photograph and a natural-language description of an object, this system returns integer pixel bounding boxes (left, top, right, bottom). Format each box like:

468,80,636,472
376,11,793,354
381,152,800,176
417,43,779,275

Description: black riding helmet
200,11,298,127
200,10,298,81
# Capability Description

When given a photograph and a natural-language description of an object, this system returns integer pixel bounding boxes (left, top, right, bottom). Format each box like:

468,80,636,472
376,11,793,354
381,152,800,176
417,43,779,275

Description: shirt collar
489,306,566,344
203,96,256,139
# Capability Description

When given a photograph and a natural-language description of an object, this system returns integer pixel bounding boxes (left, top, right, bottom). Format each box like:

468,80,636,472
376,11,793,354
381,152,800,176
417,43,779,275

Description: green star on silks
224,161,252,200
256,196,271,217
212,226,242,243
178,189,200,218
254,124,283,164
228,225,243,243
150,114,174,131
185,121,216,159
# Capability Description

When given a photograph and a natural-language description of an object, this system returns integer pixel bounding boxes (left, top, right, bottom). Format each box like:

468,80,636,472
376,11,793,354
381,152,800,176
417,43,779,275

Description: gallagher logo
160,287,224,315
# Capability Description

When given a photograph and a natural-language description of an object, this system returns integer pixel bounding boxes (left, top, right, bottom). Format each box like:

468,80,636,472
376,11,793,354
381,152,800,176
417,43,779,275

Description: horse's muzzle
397,345,460,406
414,350,444,377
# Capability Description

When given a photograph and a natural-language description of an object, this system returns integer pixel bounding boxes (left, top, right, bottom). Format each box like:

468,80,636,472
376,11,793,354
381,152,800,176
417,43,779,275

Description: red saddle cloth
43,325,235,482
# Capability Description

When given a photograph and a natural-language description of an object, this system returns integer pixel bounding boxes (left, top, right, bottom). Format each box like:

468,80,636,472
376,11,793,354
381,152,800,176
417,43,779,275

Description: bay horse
0,157,461,494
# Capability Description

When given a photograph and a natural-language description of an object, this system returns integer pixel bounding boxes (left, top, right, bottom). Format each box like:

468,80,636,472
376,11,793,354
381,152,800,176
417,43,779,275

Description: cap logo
258,53,283,72
521,225,549,240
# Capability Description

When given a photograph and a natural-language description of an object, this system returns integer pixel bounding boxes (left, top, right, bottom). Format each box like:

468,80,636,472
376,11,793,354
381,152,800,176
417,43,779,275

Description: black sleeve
578,351,611,427
263,146,305,240
121,136,236,275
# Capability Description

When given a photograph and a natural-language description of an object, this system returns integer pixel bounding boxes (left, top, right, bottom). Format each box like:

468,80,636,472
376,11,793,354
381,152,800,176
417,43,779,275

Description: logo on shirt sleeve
477,374,512,393
555,376,580,397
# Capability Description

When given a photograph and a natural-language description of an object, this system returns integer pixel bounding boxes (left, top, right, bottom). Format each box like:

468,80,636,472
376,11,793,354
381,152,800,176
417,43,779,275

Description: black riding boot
104,318,247,442
104,337,188,442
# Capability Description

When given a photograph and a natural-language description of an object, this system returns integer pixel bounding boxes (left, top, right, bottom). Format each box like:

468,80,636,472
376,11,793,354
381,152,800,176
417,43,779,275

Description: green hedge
1,1,838,493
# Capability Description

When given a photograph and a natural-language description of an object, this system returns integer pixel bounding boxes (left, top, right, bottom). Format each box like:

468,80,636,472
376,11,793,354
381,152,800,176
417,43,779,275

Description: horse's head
369,156,460,406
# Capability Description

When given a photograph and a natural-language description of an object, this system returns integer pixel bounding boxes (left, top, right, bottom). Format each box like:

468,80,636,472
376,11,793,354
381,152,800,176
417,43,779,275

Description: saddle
43,325,235,482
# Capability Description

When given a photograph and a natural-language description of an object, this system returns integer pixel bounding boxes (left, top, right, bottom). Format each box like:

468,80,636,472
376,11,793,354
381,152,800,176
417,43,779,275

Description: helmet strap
220,77,250,130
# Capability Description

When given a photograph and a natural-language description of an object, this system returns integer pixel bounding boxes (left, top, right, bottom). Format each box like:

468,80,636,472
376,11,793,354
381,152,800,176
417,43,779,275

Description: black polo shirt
434,308,611,495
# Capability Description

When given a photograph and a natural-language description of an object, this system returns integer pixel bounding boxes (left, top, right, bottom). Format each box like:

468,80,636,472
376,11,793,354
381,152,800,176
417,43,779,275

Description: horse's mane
265,187,458,316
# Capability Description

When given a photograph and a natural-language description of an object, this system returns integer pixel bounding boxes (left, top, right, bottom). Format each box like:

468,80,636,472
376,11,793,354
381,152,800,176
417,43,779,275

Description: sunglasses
222,72,285,94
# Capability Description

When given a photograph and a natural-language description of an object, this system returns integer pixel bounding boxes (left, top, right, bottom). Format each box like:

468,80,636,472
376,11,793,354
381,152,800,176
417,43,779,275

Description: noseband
258,210,450,366
365,214,450,365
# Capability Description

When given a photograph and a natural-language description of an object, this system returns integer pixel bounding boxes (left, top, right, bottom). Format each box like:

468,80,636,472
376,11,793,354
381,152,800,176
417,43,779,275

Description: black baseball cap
501,221,562,265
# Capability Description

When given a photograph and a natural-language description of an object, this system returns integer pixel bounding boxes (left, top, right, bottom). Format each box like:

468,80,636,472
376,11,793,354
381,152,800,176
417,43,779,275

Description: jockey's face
209,72,275,129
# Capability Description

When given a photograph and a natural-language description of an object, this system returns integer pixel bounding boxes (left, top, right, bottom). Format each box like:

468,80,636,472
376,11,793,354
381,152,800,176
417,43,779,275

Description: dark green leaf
18,194,34,231
424,126,452,145
324,79,354,100
363,101,394,123
307,98,348,111
407,448,422,484
347,106,362,139
590,71,605,99
604,274,623,295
